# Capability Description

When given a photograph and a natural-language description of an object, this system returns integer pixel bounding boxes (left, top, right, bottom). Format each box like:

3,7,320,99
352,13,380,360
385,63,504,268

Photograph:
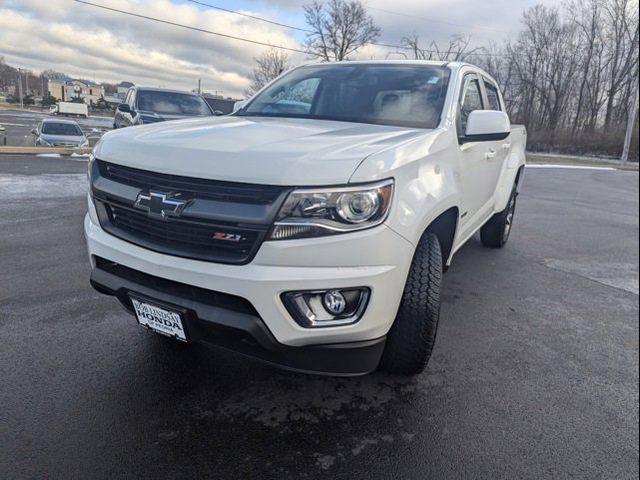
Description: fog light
281,288,370,328
323,290,346,315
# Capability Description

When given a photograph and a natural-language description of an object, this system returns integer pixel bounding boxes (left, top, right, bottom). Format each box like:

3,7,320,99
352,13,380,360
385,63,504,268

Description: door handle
484,148,497,160
502,142,511,150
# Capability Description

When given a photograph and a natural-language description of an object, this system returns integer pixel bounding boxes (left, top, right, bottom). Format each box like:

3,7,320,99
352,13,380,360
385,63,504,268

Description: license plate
131,297,187,341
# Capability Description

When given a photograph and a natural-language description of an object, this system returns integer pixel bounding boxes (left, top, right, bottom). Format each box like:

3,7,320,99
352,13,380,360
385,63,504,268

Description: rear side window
484,80,502,111
459,76,483,134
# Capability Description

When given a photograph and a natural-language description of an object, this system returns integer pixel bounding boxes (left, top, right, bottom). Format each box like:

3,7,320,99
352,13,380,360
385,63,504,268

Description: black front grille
92,160,289,264
105,203,260,262
98,160,283,205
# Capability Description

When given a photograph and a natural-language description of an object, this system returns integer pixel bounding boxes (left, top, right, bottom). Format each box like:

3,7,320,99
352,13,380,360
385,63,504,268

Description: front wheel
481,184,518,248
379,232,442,375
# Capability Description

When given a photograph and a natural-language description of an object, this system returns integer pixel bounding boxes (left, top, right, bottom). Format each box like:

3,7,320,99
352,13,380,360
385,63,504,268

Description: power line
73,0,507,59
186,0,411,50
72,0,313,55
186,0,313,33
183,0,508,57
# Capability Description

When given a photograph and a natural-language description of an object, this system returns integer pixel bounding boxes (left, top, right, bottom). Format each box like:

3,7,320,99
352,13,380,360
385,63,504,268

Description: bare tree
303,0,380,61
462,0,638,159
601,0,639,127
245,48,291,97
401,34,484,61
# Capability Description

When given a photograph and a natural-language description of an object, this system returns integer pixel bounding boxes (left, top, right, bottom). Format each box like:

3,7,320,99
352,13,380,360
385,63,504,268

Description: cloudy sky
0,0,555,97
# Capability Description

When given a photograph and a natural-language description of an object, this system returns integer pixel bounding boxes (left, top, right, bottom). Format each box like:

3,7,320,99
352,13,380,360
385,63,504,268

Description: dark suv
113,87,215,128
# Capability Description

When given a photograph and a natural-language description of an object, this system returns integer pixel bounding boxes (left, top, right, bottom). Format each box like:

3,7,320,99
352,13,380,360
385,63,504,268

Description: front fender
350,128,461,248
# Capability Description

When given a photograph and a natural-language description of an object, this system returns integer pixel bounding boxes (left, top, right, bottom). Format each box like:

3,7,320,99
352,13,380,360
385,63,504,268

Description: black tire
379,232,442,375
480,184,518,248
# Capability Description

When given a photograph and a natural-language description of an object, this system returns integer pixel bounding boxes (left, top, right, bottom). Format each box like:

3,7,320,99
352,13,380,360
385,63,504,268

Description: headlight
270,179,393,240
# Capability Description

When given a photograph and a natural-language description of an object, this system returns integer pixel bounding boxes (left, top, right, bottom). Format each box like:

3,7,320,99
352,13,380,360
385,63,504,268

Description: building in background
47,77,105,104
115,81,135,101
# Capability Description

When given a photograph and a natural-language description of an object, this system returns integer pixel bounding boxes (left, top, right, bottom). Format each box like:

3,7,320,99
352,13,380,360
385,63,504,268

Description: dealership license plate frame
130,294,190,342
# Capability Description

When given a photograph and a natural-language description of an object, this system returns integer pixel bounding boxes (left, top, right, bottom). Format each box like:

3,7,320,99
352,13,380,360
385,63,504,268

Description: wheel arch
423,206,459,268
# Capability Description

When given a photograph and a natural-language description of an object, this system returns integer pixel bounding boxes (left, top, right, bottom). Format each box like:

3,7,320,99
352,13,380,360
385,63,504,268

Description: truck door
480,77,510,201
455,73,505,236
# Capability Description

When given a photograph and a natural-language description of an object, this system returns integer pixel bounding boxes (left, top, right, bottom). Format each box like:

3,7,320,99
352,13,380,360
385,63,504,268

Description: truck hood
94,116,426,185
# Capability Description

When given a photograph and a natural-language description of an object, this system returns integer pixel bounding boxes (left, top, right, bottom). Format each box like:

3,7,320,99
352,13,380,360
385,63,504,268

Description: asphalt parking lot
0,109,112,147
1,154,638,479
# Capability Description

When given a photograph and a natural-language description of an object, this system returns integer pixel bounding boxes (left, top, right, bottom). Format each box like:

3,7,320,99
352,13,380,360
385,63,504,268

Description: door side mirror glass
117,103,131,113
31,128,38,136
462,110,511,143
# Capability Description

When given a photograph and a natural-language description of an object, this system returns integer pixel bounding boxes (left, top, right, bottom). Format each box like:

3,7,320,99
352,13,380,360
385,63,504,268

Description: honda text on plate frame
131,297,187,341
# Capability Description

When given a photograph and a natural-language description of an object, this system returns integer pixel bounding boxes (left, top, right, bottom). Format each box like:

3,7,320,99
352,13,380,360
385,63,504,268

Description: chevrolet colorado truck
85,61,526,376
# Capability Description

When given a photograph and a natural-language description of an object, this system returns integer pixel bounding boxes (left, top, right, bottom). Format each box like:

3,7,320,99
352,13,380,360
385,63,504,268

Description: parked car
86,61,526,376
50,102,89,118
113,87,215,128
32,118,89,147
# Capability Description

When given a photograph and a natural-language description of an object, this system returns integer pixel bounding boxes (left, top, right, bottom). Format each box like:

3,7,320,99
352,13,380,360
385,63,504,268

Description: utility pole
197,79,201,95
621,78,639,163
17,69,24,109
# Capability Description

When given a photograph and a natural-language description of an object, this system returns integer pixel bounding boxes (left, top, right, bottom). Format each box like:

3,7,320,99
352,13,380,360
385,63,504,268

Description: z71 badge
212,232,244,242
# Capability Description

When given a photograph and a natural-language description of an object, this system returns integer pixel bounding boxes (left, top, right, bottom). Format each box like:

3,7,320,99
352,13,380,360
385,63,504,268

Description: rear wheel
379,232,442,375
480,184,518,248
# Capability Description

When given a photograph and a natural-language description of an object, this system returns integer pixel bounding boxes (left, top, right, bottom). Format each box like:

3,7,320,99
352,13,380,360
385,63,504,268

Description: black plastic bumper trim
89,259,385,376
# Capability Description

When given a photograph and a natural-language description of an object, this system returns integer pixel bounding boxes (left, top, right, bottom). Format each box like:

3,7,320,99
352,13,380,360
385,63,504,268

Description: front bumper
85,197,414,373
90,258,386,375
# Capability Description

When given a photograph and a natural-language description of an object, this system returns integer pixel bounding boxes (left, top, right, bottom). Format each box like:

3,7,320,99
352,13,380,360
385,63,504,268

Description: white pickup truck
85,61,526,376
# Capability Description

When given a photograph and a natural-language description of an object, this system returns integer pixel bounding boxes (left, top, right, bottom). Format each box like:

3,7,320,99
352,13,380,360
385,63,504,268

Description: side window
484,80,502,111
129,90,136,108
458,76,483,135
124,89,132,105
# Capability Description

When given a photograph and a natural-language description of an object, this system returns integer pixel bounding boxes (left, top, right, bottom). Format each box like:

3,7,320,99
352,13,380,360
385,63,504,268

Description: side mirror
117,103,131,113
31,128,38,136
232,100,247,113
213,110,224,116
462,110,510,143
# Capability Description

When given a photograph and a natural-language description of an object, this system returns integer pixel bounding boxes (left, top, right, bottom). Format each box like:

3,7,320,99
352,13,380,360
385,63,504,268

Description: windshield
239,64,450,129
137,91,212,116
41,122,83,136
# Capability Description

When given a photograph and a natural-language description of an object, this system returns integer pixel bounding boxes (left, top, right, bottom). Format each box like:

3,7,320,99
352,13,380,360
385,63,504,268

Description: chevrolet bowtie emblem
133,191,189,220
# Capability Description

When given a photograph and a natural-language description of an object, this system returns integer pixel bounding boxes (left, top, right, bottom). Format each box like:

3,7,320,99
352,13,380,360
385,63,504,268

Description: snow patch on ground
0,174,87,200
69,153,91,161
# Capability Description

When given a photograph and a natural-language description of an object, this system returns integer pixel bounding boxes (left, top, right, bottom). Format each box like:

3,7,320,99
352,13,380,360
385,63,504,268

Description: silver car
32,118,89,147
